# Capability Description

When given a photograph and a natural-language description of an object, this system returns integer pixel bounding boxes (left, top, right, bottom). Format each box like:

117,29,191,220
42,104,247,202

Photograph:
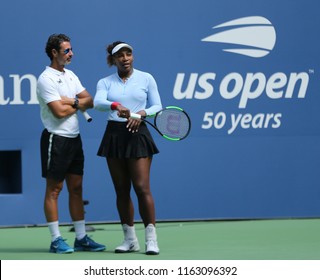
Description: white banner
2,260,320,280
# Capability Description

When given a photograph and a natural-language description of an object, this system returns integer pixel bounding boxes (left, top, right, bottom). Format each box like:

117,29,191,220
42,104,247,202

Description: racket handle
130,112,142,119
81,111,92,122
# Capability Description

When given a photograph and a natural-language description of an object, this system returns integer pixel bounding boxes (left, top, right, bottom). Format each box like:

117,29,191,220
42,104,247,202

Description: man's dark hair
45,34,70,60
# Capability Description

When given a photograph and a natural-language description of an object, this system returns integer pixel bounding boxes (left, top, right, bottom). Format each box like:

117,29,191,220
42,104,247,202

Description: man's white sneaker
115,239,140,253
145,239,159,255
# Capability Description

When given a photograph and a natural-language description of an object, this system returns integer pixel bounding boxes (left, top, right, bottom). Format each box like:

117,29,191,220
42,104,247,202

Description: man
37,33,105,254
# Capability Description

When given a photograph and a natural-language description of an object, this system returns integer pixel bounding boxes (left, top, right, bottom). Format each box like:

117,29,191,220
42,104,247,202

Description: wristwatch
72,98,79,109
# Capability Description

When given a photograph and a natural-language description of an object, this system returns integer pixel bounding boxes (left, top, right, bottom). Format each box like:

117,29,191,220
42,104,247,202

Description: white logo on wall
173,15,310,134
201,16,276,58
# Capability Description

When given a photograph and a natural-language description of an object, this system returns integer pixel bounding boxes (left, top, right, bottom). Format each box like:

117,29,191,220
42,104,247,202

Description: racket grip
81,111,92,122
130,112,142,119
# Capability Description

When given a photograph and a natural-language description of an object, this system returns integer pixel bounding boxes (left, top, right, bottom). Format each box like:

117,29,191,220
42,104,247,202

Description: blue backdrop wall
0,0,319,226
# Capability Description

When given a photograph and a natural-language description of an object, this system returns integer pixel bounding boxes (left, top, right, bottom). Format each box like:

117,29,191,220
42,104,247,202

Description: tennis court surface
0,219,319,260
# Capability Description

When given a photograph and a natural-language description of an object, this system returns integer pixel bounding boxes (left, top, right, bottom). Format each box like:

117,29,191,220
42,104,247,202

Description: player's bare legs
107,158,134,225
107,156,159,254
107,158,140,253
65,173,85,221
129,157,155,226
44,178,64,222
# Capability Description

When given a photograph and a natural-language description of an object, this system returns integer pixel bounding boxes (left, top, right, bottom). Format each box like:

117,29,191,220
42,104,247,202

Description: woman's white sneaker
115,239,140,253
145,239,159,255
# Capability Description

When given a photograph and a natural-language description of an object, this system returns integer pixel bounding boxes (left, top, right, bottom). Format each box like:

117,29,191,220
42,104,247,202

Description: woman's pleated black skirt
97,121,159,158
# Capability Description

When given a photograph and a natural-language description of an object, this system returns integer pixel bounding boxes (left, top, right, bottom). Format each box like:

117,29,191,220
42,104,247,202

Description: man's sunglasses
62,48,72,54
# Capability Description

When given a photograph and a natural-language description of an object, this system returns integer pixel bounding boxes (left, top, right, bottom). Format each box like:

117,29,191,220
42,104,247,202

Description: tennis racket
130,106,191,141
81,111,92,122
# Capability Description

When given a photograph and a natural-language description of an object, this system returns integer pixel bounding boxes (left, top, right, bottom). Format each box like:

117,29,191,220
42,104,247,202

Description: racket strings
154,109,190,139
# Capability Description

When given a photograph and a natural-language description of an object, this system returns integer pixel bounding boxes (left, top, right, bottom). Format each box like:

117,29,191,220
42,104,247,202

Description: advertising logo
201,16,276,58
173,16,310,135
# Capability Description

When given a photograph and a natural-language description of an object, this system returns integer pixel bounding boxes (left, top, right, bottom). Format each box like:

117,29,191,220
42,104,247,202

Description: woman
94,41,162,255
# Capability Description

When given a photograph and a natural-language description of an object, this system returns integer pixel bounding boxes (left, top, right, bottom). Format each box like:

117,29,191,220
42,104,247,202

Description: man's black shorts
40,129,84,181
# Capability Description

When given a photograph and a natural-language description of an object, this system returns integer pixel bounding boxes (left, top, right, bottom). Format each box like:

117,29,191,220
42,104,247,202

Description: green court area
0,219,319,260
